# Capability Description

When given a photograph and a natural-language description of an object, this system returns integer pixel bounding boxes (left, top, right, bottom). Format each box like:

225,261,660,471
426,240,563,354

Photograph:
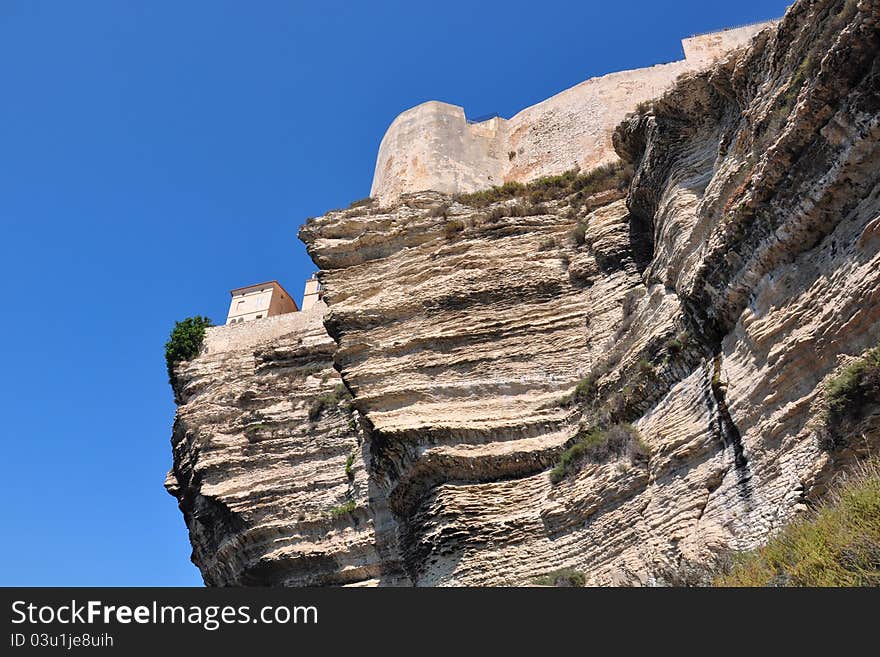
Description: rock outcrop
166,305,403,585
168,0,880,585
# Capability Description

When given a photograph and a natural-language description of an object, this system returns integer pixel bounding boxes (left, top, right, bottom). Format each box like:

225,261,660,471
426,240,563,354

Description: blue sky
0,0,789,586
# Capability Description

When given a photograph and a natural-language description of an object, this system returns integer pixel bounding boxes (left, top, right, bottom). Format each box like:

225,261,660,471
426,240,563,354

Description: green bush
443,219,465,239
335,383,353,401
345,452,356,479
537,237,557,252
662,331,690,361
638,359,656,377
558,375,598,408
298,362,325,378
632,99,653,115
550,424,648,484
825,344,880,423
715,459,880,586
348,197,374,209
328,500,357,519
308,383,354,422
164,316,213,384
457,162,632,209
533,568,586,587
308,394,336,422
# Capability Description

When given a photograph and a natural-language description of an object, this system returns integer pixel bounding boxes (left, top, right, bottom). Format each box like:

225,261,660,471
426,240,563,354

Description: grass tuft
443,219,465,239
457,162,632,209
715,459,880,587
825,344,880,420
533,568,586,587
550,424,648,484
327,500,357,519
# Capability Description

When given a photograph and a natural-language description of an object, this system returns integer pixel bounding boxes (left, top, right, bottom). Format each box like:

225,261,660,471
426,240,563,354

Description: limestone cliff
168,0,880,585
165,305,400,585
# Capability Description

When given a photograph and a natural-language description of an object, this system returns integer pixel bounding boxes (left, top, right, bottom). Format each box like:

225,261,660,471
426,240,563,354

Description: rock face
369,23,776,204
168,0,880,586
166,304,403,585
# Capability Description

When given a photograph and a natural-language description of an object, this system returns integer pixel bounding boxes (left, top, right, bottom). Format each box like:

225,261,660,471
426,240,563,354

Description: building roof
229,280,295,299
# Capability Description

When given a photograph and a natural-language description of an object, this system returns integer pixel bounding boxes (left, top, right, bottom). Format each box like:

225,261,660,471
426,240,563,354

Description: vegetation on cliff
825,344,880,432
533,568,586,587
164,316,213,384
307,383,354,422
550,424,649,483
455,161,632,209
715,459,880,587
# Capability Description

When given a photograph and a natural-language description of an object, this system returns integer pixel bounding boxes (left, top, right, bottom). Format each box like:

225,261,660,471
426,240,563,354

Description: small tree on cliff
165,316,214,386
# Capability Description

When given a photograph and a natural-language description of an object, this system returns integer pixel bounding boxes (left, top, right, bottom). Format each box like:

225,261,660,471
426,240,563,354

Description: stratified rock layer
170,0,880,586
166,304,405,585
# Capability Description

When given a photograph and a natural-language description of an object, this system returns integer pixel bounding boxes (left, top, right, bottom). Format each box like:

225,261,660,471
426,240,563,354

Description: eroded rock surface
166,305,405,585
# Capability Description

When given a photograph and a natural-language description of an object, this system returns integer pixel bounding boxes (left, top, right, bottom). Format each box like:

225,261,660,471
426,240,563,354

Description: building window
255,314,262,319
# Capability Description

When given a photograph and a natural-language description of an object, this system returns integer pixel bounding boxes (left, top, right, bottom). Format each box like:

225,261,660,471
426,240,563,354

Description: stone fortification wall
202,302,327,355
370,21,778,204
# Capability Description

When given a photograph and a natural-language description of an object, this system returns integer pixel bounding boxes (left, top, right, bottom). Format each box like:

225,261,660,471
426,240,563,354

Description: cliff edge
168,0,880,586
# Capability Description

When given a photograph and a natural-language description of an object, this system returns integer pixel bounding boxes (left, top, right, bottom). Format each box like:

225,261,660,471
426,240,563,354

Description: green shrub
298,362,325,378
308,394,336,422
328,500,357,519
164,316,213,384
550,423,647,484
638,359,656,377
558,375,598,408
457,162,632,209
348,197,374,209
663,331,690,360
457,181,527,208
443,219,465,239
632,99,653,115
537,237,557,251
533,568,586,587
715,459,880,586
825,345,880,421
308,383,354,422
345,452,356,479
570,222,588,246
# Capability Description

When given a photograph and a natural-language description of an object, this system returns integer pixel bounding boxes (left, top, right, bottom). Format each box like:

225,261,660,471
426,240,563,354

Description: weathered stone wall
369,22,778,204
203,305,327,355
681,21,781,66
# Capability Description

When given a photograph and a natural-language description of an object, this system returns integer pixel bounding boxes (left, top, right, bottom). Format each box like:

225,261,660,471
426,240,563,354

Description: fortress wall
370,101,509,201
503,60,692,183
682,21,781,67
370,21,777,204
202,301,328,355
